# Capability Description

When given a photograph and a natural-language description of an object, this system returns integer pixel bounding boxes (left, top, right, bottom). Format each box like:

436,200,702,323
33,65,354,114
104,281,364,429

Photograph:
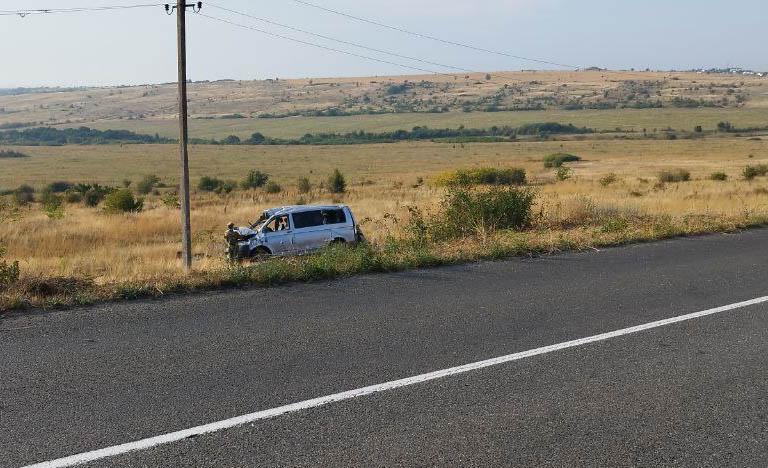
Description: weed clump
543,153,581,168
599,173,618,186
658,169,691,183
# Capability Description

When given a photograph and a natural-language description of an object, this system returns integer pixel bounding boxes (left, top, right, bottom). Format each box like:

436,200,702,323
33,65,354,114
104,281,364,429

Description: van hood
236,226,258,237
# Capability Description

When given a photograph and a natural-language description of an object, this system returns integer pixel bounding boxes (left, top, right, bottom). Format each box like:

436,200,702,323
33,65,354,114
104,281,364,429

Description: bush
103,189,143,213
83,186,111,207
135,174,161,195
709,172,728,181
658,169,691,183
161,192,180,209
0,150,28,158
429,186,535,240
434,167,527,186
743,164,768,180
297,177,312,194
64,190,83,203
41,191,64,219
556,167,572,181
599,173,618,187
241,170,269,189
198,176,225,192
264,181,282,194
328,169,346,194
216,180,237,194
543,153,581,168
0,244,19,290
46,181,73,193
13,184,35,205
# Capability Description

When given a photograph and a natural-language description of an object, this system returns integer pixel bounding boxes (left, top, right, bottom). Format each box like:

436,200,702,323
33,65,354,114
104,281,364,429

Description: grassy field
2,137,766,190
1,135,768,309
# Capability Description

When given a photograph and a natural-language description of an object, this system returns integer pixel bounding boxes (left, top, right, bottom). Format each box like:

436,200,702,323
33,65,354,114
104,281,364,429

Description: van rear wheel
330,238,346,246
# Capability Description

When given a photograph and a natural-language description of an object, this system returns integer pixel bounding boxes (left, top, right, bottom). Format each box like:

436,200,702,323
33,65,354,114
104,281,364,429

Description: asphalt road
2,229,768,467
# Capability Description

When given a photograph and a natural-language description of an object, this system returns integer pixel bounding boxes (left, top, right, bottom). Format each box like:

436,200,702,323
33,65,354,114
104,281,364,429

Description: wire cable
207,2,473,73
288,0,579,69
0,3,164,17
197,12,458,77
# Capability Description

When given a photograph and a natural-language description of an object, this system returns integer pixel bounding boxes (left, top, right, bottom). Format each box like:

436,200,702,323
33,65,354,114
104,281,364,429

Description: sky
1,0,766,87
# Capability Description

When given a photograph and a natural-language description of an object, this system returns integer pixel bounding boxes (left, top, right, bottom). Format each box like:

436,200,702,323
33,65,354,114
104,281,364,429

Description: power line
0,3,164,17
288,0,579,70
198,13,459,77
207,2,473,73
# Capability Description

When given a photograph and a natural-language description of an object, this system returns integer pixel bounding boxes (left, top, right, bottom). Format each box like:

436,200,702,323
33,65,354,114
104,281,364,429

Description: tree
328,169,346,194
249,132,266,144
222,135,241,145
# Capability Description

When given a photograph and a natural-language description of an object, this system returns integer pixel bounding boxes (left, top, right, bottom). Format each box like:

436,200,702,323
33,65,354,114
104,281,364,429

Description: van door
260,214,294,254
291,210,329,252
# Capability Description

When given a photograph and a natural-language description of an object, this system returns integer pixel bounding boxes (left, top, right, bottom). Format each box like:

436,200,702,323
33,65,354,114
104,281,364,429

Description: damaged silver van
225,205,364,259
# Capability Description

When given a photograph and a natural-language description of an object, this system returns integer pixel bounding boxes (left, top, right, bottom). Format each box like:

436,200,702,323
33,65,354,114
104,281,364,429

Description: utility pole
168,1,201,272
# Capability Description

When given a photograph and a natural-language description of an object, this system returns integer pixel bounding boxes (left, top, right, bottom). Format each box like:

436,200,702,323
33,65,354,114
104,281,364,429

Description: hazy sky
1,0,765,87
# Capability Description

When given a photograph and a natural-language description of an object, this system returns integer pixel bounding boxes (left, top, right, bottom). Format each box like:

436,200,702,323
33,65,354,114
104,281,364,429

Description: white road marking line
25,295,768,468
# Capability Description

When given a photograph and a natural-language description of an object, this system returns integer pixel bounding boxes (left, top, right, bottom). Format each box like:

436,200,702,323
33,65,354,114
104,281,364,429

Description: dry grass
2,137,767,277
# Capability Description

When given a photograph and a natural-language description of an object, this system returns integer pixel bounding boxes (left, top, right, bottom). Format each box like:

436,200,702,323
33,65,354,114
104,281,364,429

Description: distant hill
0,70,764,132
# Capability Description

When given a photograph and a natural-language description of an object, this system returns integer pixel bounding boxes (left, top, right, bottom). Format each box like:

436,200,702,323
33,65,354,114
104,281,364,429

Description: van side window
322,209,347,225
263,215,290,233
292,210,324,229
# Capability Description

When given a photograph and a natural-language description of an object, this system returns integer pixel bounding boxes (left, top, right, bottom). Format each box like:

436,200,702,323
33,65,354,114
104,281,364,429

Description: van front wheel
252,246,271,258
330,238,346,246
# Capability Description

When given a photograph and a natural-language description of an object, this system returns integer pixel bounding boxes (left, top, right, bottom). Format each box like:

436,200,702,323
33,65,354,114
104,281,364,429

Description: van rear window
323,209,347,225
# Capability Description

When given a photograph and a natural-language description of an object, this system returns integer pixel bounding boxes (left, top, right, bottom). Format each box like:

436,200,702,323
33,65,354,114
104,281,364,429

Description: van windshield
249,211,271,229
